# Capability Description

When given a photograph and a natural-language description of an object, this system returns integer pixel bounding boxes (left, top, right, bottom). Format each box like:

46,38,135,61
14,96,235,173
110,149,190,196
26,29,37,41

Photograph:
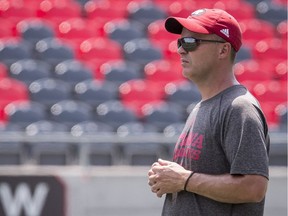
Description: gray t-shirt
162,85,270,216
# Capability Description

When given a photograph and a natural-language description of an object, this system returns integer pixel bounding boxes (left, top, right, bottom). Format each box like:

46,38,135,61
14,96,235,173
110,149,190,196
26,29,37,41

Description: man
148,8,270,216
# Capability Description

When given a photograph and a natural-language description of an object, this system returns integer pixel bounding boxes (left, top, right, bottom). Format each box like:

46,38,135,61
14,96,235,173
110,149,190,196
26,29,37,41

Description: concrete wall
0,166,286,216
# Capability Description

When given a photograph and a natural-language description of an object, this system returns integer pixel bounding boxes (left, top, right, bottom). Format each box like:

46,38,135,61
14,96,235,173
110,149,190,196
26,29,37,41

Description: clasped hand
148,158,191,198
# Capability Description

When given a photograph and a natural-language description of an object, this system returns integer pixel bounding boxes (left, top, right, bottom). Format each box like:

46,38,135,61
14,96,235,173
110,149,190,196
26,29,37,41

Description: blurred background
0,0,286,216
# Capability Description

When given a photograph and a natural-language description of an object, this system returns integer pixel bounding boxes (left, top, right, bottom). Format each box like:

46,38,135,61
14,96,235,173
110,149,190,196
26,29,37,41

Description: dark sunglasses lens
177,38,197,52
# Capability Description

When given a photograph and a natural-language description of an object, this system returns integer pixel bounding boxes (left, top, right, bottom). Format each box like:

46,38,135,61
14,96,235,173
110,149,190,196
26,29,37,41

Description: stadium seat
73,79,118,106
252,80,287,104
36,0,82,24
127,1,167,27
71,121,114,136
77,37,123,65
30,142,73,165
233,59,272,82
165,0,200,17
0,121,26,165
0,18,17,38
49,100,93,127
164,80,202,107
54,59,93,87
71,121,117,165
213,0,255,21
84,0,128,22
142,101,184,131
239,19,276,47
95,100,138,130
252,38,287,62
56,18,96,47
147,19,179,50
255,0,287,25
5,101,47,127
119,122,165,165
9,59,51,85
26,120,70,136
0,142,25,165
144,59,183,84
0,0,37,23
119,79,165,115
16,18,55,44
0,77,29,107
25,120,72,165
99,60,141,85
123,38,163,65
0,39,32,65
29,78,71,106
34,38,75,66
104,19,145,45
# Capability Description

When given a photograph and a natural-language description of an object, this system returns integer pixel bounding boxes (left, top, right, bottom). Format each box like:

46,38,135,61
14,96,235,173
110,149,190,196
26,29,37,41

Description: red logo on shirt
173,131,204,162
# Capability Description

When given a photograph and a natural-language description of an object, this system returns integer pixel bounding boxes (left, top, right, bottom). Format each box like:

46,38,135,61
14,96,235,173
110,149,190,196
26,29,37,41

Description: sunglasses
177,37,225,52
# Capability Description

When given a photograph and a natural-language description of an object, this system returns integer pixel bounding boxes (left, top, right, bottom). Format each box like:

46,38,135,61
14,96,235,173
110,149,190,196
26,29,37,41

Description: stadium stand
0,0,287,166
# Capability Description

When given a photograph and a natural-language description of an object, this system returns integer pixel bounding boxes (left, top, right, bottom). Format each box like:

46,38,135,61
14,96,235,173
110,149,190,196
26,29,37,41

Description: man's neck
195,72,239,101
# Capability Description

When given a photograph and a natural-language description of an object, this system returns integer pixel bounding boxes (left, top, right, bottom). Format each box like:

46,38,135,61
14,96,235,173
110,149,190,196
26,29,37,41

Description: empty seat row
0,120,183,166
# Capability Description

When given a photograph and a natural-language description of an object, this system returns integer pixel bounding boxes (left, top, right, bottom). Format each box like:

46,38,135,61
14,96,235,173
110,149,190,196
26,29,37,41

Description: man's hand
148,159,191,198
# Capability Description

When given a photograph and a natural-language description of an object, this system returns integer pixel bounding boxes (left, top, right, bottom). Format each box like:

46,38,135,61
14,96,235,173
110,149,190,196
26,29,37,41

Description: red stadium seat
36,0,81,24
84,0,128,22
56,18,97,47
76,37,123,64
147,19,179,50
252,38,287,62
213,1,255,21
0,19,17,38
0,0,37,23
234,60,272,82
0,78,29,107
166,1,198,17
239,19,276,48
144,59,183,84
119,79,165,117
162,40,180,61
252,80,287,104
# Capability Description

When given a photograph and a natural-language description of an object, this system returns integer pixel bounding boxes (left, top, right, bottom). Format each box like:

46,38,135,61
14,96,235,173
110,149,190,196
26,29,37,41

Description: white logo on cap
191,9,206,16
220,29,229,38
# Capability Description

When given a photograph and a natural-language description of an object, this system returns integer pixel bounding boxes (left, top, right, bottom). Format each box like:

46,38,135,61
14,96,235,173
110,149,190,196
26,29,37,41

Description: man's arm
148,159,268,203
186,172,268,203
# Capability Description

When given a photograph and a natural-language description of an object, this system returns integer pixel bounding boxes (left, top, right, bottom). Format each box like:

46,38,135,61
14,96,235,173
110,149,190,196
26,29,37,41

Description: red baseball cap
165,8,242,52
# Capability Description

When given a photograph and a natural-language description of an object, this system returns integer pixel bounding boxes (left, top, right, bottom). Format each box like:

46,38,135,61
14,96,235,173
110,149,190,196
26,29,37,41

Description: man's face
178,28,222,82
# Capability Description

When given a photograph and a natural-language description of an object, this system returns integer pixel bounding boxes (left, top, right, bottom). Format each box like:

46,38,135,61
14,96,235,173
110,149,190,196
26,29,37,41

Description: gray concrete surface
62,166,287,216
0,166,286,216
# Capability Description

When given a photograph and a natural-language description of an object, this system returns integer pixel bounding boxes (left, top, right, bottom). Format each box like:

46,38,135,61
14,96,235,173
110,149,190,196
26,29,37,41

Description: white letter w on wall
0,183,49,216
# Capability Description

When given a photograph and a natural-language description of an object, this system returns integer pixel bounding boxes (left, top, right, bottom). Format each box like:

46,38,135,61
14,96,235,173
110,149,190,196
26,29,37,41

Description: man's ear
219,43,231,59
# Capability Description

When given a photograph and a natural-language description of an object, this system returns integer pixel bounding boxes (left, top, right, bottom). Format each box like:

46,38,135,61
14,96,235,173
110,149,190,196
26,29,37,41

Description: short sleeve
222,98,269,179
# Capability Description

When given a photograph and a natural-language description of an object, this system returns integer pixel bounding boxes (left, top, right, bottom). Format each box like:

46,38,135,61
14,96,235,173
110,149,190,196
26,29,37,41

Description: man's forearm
186,173,268,204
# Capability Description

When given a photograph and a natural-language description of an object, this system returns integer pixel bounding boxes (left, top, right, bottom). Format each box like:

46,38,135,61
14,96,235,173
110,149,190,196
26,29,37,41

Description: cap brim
165,17,210,35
